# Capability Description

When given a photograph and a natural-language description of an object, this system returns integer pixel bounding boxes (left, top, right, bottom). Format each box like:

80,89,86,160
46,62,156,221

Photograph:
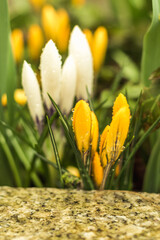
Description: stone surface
0,187,160,240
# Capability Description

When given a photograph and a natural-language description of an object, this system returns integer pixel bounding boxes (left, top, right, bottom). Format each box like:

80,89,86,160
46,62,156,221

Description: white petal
40,40,62,109
60,55,77,114
22,61,44,122
69,25,93,100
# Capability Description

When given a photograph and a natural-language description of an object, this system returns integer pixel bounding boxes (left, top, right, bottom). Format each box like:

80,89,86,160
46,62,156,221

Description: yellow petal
113,93,129,117
56,9,70,53
72,100,91,153
83,29,93,52
28,24,44,60
99,125,110,167
92,26,108,73
90,111,99,156
29,0,46,10
41,4,58,41
106,106,130,163
11,29,24,62
92,152,103,188
14,89,27,106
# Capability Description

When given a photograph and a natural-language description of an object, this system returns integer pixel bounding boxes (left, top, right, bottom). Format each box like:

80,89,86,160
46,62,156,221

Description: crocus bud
66,166,80,178
83,29,93,52
28,24,44,60
56,9,70,53
60,55,76,115
92,26,108,73
29,0,46,10
90,111,99,156
99,125,110,167
92,152,103,188
72,100,91,154
41,4,58,41
40,40,62,113
1,94,7,107
11,29,24,63
22,61,44,132
69,26,93,100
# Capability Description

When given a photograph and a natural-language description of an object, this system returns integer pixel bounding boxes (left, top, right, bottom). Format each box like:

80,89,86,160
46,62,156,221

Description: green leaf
141,0,160,86
143,131,160,192
46,115,64,187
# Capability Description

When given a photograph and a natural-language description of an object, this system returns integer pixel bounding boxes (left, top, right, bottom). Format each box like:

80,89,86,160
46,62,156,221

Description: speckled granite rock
0,187,160,240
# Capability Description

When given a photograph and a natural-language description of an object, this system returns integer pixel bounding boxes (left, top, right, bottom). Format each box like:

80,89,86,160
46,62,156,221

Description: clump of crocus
11,29,24,63
41,4,70,53
22,25,93,131
72,93,130,189
83,26,108,73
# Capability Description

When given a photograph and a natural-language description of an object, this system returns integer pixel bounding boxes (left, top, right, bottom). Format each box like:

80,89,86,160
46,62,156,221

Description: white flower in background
22,61,44,132
69,25,93,100
40,40,62,112
59,55,77,115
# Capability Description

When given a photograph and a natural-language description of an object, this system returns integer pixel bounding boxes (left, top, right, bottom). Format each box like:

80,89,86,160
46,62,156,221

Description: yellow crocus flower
92,26,108,73
41,4,58,41
29,0,46,10
11,29,24,63
99,125,110,167
90,111,99,156
56,9,70,53
28,24,44,60
1,89,27,107
72,100,91,154
83,29,93,52
92,152,103,188
112,93,129,117
71,0,85,7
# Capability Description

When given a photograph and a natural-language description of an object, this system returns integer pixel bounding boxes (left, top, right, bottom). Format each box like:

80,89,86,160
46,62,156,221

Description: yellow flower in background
11,29,24,63
41,4,58,41
56,9,70,53
72,100,91,154
84,26,108,73
14,89,27,106
67,166,80,178
28,24,44,60
29,0,46,10
1,89,27,107
71,0,85,7
90,111,99,156
92,152,103,188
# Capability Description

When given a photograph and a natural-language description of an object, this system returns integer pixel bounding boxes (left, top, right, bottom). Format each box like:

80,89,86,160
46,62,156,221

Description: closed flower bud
60,55,76,115
83,29,93,52
29,0,46,10
112,93,129,117
106,106,130,163
92,26,108,73
99,125,110,167
69,26,93,100
22,61,44,131
11,29,24,63
66,166,80,178
92,152,103,188
90,111,99,156
28,24,44,60
41,4,58,41
40,40,62,113
72,100,91,154
56,9,70,53
1,94,7,107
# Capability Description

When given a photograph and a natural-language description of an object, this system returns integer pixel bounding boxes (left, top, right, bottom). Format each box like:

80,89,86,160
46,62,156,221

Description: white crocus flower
60,55,77,115
40,40,62,113
22,61,44,132
69,25,93,100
